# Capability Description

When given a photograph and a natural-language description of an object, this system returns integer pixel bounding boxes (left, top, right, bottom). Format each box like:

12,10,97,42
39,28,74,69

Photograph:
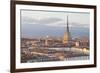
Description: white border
16,4,94,69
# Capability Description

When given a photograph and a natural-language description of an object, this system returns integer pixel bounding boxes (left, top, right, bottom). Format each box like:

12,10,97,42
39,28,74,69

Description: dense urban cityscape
21,16,90,63
21,36,89,63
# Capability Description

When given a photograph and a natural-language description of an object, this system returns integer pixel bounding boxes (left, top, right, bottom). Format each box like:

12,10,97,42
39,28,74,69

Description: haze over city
21,10,90,38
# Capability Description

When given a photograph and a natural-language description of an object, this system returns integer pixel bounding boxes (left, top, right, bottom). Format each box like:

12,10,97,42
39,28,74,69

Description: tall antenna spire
62,16,69,44
67,15,72,41
67,16,69,34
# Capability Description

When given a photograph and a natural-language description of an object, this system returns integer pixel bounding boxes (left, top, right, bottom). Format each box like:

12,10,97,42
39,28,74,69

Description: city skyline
20,10,90,63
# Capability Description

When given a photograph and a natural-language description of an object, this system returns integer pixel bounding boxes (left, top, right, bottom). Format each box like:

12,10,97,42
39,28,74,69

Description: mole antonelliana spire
62,16,70,44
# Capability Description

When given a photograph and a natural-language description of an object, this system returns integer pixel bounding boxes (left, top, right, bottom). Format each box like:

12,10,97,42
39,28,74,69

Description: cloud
21,16,62,25
21,10,89,38
21,16,89,28
44,22,89,28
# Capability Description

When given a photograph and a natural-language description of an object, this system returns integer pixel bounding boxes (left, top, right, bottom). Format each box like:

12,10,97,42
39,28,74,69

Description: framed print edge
10,0,97,73
10,1,16,73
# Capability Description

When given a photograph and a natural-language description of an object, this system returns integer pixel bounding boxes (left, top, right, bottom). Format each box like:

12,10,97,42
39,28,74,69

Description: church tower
62,16,70,44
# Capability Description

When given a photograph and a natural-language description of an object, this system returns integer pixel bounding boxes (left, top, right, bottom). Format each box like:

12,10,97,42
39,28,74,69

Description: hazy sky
21,9,90,38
